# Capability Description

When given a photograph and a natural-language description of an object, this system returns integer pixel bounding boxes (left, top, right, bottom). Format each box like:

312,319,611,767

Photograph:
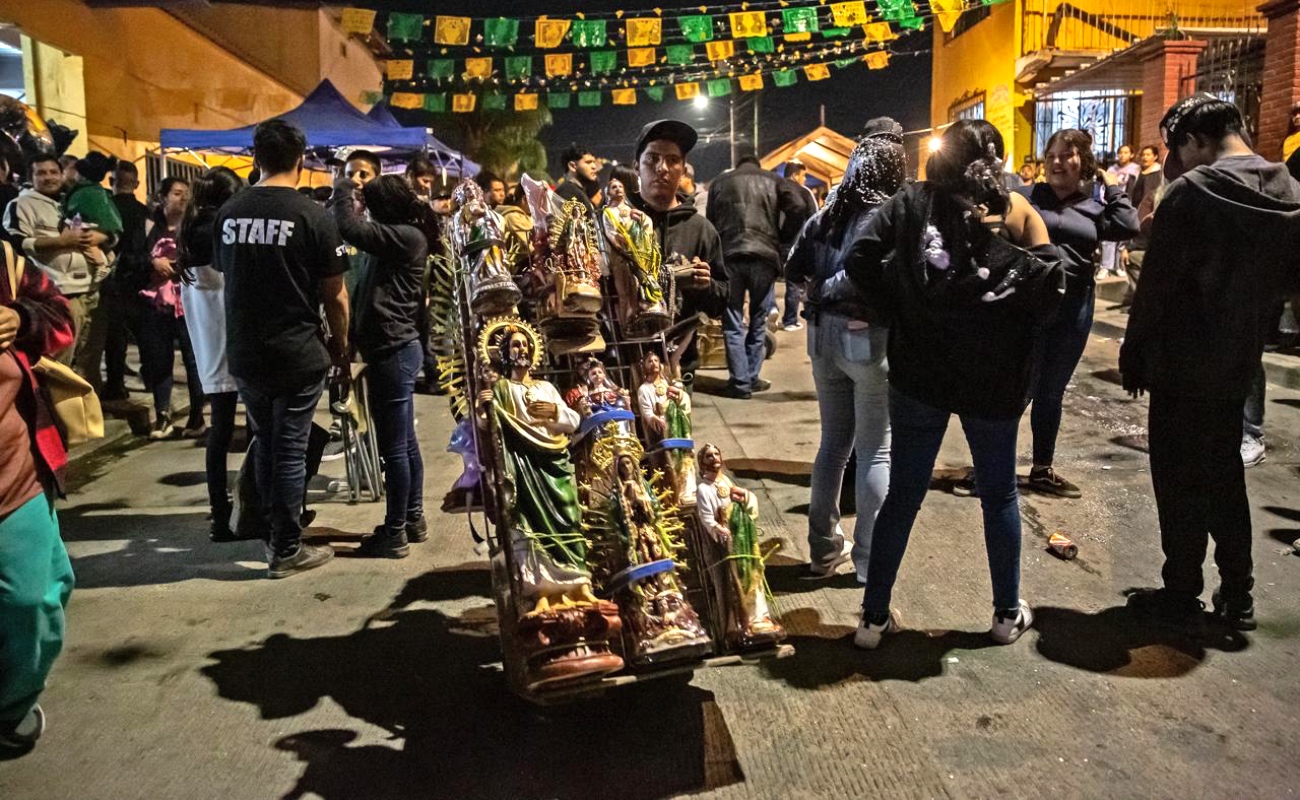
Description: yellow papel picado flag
464,57,492,80
612,88,637,105
932,0,966,33
452,93,477,113
386,60,414,80
862,22,896,44
739,73,764,91
390,92,423,110
628,47,656,67
536,18,571,48
434,16,471,46
804,63,831,81
545,53,574,77
515,93,540,111
864,51,891,69
627,17,663,46
340,8,376,35
676,82,700,100
729,11,768,38
830,2,870,28
706,40,736,61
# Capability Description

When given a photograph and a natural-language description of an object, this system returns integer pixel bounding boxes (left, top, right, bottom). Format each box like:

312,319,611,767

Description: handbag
3,240,105,445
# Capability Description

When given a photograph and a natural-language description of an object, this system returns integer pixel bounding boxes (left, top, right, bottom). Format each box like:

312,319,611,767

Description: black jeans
1147,390,1254,603
237,374,326,555
206,392,239,518
1030,281,1094,467
100,279,139,395
138,303,204,424
367,340,425,532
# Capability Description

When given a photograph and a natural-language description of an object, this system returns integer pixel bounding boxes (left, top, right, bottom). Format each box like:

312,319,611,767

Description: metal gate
1181,35,1265,141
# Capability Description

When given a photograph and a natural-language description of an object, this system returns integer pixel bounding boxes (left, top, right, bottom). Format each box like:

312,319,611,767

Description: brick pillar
1136,40,1208,151
1257,0,1300,160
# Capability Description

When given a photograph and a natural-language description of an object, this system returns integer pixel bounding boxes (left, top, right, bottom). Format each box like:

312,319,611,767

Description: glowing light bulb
927,135,943,153
693,94,709,110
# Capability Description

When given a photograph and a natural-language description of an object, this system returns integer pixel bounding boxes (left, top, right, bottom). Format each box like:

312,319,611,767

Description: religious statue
602,204,671,337
583,433,713,665
451,178,522,316
520,174,604,352
475,317,623,686
636,351,691,443
695,443,785,650
564,357,634,438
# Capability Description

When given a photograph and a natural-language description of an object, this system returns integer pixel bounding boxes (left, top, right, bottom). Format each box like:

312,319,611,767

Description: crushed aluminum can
1048,532,1078,560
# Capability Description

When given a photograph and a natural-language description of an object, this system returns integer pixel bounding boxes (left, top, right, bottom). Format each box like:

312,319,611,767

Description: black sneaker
1027,467,1081,499
405,516,429,543
719,384,752,400
1211,589,1257,631
1127,588,1205,630
267,542,334,578
753,378,772,392
0,703,45,751
354,526,410,559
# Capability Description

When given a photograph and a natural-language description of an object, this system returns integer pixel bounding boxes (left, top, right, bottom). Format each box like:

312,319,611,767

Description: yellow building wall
1021,0,1262,55
929,1,1025,163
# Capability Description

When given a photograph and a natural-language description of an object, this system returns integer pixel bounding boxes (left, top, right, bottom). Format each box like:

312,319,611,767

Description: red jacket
2,247,74,491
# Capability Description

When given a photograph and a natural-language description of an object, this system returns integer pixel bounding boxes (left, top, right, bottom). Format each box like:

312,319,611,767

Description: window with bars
1033,90,1135,160
145,154,205,198
951,94,986,123
950,4,992,40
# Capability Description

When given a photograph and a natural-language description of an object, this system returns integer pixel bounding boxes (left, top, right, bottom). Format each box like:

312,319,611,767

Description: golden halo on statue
588,423,646,473
476,315,546,373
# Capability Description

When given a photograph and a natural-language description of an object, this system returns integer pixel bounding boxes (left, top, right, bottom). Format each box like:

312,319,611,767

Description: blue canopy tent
159,80,431,154
364,101,480,178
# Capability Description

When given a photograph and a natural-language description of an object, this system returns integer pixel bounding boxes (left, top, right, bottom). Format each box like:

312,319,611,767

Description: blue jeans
723,257,778,392
237,374,326,555
367,340,425,532
1030,282,1094,467
782,279,803,327
863,388,1023,615
807,316,890,581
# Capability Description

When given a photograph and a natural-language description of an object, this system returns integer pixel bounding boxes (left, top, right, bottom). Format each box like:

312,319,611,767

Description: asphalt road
3,310,1300,799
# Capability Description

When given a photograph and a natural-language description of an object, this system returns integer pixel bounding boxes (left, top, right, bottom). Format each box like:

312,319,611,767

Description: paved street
4,307,1300,800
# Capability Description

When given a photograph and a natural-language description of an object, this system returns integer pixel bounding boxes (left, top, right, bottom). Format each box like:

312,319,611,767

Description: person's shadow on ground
201,567,744,800
1032,600,1249,677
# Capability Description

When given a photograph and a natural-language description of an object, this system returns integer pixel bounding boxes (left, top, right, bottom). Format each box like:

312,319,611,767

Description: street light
928,135,943,153
693,94,709,110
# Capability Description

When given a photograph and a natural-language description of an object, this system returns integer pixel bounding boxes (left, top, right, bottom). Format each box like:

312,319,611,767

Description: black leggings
207,392,239,514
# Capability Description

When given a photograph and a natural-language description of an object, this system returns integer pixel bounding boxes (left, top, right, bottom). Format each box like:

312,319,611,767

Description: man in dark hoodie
1121,95,1300,632
629,120,727,387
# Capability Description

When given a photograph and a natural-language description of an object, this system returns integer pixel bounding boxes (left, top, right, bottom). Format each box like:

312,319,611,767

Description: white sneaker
782,322,804,332
854,608,901,650
990,600,1034,645
807,538,853,579
1241,434,1265,468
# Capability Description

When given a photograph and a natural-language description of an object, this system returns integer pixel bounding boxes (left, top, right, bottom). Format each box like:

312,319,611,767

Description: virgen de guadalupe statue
520,174,604,352
475,317,623,686
582,432,712,665
450,178,522,316
564,357,634,438
602,204,671,337
695,443,785,650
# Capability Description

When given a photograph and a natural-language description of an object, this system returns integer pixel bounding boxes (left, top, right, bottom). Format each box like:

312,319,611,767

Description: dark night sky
368,0,933,182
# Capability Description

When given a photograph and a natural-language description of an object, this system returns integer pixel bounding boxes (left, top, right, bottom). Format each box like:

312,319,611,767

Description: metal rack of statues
431,176,788,703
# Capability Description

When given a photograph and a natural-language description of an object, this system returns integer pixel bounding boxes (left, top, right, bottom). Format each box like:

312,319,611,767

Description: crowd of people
3,91,1300,752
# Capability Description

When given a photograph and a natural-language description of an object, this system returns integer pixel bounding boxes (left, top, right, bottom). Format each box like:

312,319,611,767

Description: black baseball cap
634,119,698,163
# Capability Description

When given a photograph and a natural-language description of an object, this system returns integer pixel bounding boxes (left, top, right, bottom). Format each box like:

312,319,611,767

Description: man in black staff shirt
214,119,351,579
628,119,727,388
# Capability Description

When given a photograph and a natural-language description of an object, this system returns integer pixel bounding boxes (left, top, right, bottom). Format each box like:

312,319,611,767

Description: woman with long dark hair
1018,129,1139,498
329,174,433,557
785,127,907,581
177,166,244,541
845,119,1064,649
139,177,205,440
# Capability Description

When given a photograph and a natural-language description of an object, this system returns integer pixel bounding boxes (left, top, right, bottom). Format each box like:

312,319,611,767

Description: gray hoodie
1121,154,1300,396
2,187,93,296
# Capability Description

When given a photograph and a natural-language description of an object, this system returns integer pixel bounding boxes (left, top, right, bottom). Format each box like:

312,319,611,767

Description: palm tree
449,106,552,181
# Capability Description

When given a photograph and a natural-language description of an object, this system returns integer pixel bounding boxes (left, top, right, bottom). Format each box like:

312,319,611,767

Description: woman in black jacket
329,174,432,558
844,119,1064,650
785,130,906,582
1018,129,1140,498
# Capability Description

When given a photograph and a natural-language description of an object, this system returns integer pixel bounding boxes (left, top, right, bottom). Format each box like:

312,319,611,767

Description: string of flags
341,0,999,51
373,41,921,114
342,0,1004,113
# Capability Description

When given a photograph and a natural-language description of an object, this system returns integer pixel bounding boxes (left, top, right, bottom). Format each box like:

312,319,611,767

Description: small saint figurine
637,351,691,443
603,204,671,336
450,179,522,316
695,443,785,650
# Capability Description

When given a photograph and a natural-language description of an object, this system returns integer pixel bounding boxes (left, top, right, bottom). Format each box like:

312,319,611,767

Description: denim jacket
785,205,884,325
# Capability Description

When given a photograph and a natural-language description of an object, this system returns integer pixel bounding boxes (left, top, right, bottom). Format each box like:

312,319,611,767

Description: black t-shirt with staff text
213,186,348,389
